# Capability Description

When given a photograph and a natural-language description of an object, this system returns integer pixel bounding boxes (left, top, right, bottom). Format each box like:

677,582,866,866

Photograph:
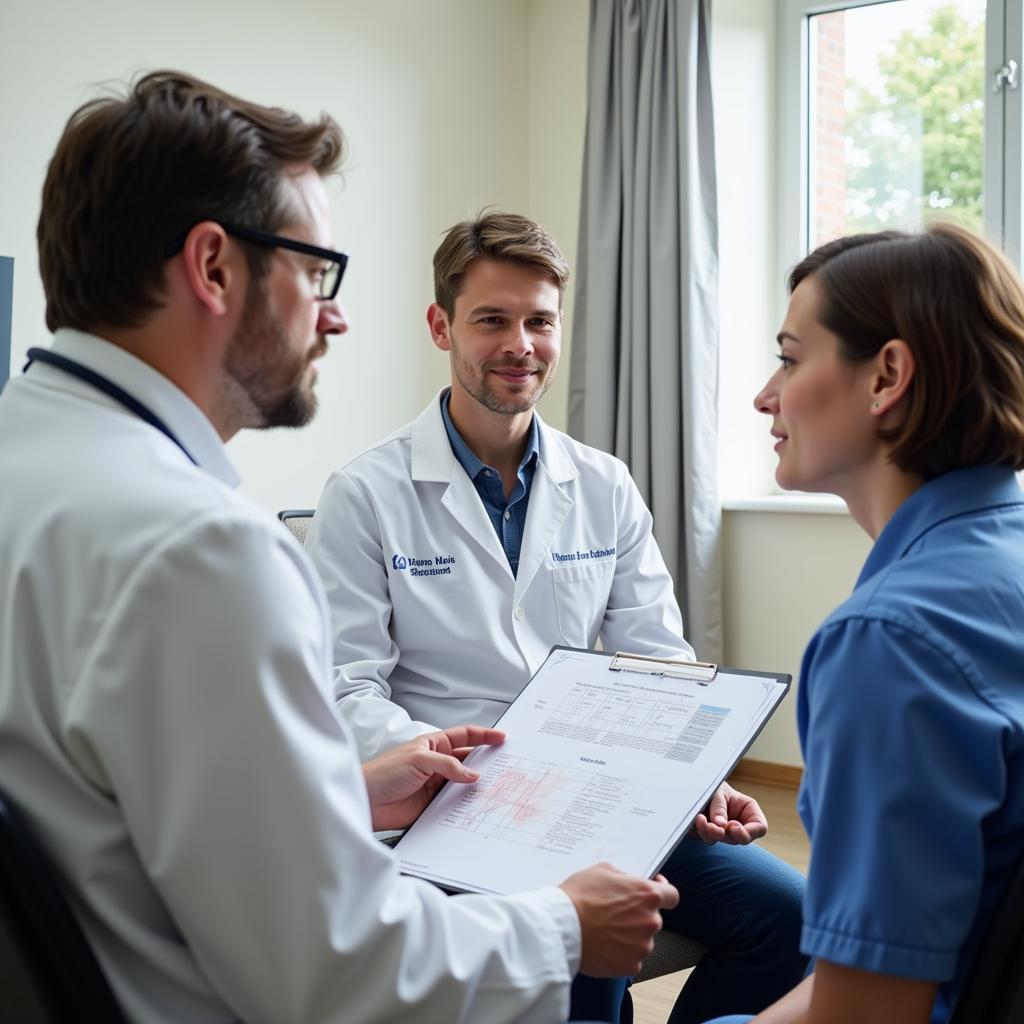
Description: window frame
775,0,1022,317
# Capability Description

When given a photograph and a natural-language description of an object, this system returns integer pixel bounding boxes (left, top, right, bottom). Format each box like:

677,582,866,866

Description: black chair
278,508,316,546
0,789,128,1023
947,850,1024,1023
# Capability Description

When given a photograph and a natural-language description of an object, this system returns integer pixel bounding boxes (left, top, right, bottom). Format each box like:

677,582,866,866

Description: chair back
948,850,1024,1023
278,508,315,546
0,790,127,1023
634,929,705,983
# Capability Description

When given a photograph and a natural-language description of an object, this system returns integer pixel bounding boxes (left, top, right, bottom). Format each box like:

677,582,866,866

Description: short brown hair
433,211,570,317
789,223,1024,478
38,70,344,333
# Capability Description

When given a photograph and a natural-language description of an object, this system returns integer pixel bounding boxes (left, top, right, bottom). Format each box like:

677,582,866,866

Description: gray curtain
0,257,12,391
569,0,721,661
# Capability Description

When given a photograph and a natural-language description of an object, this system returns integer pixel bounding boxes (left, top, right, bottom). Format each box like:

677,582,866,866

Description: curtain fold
569,0,721,661
0,257,12,392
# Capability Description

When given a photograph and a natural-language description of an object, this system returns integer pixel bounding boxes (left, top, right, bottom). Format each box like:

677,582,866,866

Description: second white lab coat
306,392,694,760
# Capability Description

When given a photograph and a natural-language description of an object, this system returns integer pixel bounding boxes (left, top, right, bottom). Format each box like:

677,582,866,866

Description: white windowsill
722,493,849,515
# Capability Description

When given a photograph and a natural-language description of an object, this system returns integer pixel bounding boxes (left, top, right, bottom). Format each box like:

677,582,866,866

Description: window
781,0,1023,277
717,0,1024,503
809,1,985,246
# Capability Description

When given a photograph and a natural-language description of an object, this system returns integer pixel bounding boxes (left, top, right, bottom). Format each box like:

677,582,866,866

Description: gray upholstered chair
278,507,316,546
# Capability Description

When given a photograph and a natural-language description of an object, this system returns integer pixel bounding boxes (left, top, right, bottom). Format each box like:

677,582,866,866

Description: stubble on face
219,274,325,431
447,328,555,416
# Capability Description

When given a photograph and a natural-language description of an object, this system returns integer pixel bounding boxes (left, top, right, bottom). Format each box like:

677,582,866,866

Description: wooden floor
631,781,809,1024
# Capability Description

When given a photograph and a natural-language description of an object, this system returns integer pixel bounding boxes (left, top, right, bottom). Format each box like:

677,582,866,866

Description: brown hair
38,70,344,333
433,211,570,317
789,223,1024,478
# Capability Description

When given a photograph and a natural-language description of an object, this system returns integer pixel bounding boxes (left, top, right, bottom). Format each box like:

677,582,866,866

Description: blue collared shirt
440,390,538,577
796,465,1024,1022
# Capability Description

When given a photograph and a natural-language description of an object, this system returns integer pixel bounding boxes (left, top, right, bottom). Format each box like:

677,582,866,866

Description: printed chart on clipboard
395,646,790,895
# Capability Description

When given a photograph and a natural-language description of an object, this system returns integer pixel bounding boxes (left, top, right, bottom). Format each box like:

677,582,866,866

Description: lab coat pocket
552,558,616,647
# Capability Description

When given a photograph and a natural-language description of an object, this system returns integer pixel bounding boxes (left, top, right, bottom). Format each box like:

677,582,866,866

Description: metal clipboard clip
609,651,719,685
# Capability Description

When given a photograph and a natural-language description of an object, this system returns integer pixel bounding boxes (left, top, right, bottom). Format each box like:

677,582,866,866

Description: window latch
993,60,1019,93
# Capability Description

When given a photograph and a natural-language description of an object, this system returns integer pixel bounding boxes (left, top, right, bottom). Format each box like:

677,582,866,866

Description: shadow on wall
0,258,12,391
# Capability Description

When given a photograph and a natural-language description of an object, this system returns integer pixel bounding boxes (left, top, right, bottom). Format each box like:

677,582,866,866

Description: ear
426,302,452,352
870,339,915,417
178,221,238,317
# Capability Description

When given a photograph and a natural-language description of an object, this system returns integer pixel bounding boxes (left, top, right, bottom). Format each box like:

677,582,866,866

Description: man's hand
559,863,679,977
362,726,505,831
692,782,768,845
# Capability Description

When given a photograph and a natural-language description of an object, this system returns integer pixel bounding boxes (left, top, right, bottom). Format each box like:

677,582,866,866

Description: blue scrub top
797,465,1024,1022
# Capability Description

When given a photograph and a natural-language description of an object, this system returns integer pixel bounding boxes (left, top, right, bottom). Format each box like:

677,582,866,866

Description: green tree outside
844,3,984,233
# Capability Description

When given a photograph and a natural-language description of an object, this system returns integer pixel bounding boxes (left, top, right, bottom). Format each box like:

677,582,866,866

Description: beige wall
723,510,872,765
0,0,588,512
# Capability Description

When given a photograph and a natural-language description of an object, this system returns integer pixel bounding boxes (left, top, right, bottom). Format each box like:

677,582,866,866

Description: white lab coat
306,392,694,761
0,333,579,1024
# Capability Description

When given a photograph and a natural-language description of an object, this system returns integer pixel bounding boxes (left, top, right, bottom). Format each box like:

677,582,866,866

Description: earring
872,402,880,410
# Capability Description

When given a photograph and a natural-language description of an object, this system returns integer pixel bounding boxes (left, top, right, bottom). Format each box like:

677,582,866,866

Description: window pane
809,0,986,250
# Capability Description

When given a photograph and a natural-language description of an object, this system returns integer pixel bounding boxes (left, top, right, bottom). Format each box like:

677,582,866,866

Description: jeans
568,839,807,1024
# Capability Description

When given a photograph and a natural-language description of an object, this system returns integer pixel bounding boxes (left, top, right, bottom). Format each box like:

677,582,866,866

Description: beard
450,343,553,416
223,277,324,429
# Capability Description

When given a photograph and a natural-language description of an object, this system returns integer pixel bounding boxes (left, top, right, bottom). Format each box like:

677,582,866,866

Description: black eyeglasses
164,222,348,300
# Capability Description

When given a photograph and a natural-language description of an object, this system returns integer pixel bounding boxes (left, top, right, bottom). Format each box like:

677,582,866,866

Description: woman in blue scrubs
707,223,1024,1024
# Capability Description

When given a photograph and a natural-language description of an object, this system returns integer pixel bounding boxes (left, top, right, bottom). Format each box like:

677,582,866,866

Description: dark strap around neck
24,347,198,466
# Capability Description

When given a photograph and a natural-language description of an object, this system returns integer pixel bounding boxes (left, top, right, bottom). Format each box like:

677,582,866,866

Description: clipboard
609,650,718,684
393,645,790,896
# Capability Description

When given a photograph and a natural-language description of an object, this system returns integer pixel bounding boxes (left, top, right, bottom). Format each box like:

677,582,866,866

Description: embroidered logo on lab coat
551,546,616,564
390,553,456,577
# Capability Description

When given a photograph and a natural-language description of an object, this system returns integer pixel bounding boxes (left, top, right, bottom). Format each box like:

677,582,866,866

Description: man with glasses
0,71,676,1023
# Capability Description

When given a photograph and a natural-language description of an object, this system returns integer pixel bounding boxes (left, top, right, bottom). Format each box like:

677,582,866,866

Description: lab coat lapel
411,393,512,577
514,419,577,603
442,468,513,576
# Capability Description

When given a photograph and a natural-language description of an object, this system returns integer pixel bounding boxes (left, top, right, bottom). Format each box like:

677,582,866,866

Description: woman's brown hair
790,223,1024,478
